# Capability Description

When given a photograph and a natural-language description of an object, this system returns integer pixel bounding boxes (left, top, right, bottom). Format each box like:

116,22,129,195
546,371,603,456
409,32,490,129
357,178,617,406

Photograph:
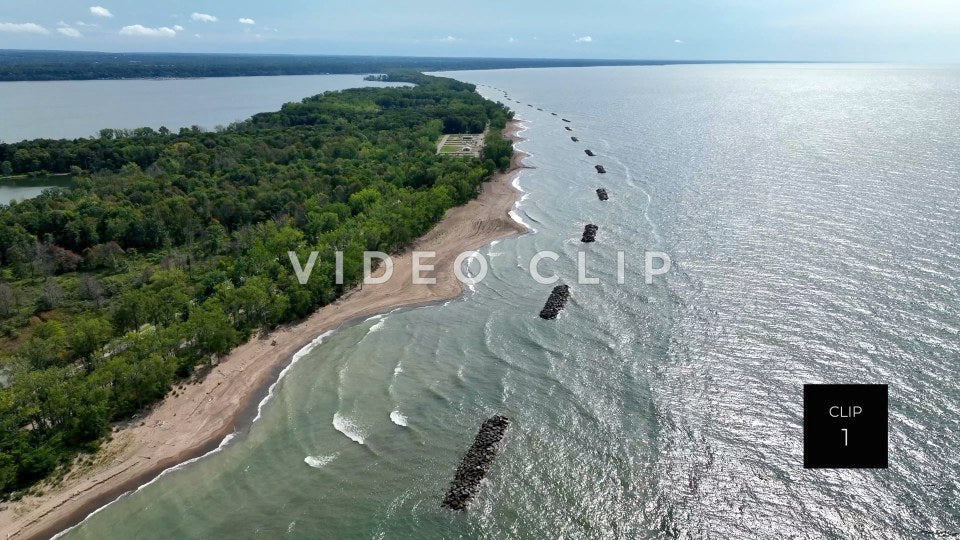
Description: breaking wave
332,412,365,444
389,410,408,427
304,453,340,469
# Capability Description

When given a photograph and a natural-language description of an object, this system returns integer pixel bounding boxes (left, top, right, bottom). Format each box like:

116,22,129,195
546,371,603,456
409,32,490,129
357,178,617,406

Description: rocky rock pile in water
581,224,598,242
595,164,606,174
441,415,511,511
584,149,595,156
571,136,579,142
596,188,609,201
565,126,573,132
539,284,571,319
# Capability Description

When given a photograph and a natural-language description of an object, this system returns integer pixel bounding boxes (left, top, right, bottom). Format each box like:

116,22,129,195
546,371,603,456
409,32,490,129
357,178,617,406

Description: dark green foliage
0,73,513,498
0,50,694,82
483,132,515,170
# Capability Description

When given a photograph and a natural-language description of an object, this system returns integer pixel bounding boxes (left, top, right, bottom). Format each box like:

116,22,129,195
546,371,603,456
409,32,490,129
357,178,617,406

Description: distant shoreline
0,119,532,540
0,49,807,82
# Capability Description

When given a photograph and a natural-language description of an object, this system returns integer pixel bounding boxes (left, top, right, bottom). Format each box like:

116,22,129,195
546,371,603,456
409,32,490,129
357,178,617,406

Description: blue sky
1,1,959,62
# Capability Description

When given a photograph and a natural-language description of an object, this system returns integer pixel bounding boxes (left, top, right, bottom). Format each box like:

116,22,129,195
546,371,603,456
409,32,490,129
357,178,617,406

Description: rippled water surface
64,65,959,539
0,74,407,142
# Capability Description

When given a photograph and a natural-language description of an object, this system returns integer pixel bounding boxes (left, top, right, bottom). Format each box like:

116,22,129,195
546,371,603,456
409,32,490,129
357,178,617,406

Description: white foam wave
253,329,336,423
511,174,524,192
333,412,365,444
52,327,346,538
52,432,237,539
304,452,339,469
389,410,408,427
367,318,386,334
509,209,535,232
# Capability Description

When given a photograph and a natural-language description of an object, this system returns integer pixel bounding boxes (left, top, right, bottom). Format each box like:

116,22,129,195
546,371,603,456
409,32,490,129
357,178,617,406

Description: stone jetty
539,284,571,319
441,415,511,511
581,224,598,242
595,165,606,174
596,188,609,201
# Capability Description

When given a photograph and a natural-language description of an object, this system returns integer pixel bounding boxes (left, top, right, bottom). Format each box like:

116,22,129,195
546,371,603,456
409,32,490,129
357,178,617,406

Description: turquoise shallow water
63,65,959,539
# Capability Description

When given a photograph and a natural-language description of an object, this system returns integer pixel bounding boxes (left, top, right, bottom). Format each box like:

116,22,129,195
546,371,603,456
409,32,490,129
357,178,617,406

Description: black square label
803,384,888,469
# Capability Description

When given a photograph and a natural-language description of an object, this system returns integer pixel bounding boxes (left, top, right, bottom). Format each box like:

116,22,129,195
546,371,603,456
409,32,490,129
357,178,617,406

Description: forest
0,50,707,81
0,71,513,498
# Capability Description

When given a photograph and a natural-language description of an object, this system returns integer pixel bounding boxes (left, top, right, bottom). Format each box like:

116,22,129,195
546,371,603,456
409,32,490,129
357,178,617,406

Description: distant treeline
0,71,513,498
0,50,734,81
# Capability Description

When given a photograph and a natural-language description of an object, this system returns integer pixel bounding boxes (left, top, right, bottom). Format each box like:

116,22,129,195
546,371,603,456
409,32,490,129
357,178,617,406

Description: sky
1,0,959,62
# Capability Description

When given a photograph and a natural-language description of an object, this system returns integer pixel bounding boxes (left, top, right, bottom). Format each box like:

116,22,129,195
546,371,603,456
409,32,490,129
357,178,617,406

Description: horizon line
0,48,871,65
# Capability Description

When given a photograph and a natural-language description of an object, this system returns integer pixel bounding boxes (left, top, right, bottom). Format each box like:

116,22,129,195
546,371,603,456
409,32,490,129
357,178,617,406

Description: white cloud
674,39,684,44
0,22,50,34
173,25,184,31
507,37,517,43
191,12,218,23
57,23,83,38
75,21,98,28
89,6,113,18
574,35,593,43
119,24,177,37
440,35,458,42
238,18,255,25
58,27,82,38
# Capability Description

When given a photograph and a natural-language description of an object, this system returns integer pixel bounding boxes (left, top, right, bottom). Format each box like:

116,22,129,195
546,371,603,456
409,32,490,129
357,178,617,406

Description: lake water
0,74,406,143
59,65,960,539
0,176,74,205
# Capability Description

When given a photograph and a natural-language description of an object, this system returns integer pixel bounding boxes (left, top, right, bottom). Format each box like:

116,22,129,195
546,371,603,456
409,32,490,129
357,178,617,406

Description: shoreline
0,119,531,540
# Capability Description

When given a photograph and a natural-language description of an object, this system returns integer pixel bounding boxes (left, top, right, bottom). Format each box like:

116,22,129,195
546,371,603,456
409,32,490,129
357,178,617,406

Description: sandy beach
0,120,530,540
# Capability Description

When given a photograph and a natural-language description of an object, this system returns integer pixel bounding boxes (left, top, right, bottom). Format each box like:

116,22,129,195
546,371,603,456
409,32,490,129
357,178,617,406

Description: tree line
0,72,513,498
0,50,684,82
